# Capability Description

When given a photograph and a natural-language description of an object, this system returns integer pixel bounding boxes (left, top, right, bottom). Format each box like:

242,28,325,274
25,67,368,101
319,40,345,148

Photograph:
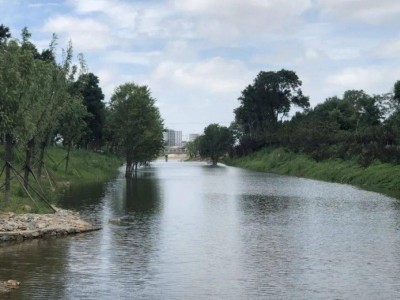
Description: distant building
164,129,182,146
189,133,200,142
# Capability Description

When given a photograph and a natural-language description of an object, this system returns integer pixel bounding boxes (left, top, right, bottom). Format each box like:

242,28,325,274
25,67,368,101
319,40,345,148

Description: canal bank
0,147,122,214
225,147,400,196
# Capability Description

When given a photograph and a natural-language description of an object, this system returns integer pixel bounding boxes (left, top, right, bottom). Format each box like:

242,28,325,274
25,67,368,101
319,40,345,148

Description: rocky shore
0,207,101,295
0,207,101,243
0,280,20,294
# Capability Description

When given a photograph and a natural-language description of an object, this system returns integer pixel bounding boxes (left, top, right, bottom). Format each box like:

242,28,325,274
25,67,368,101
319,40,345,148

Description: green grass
0,146,122,213
225,148,400,197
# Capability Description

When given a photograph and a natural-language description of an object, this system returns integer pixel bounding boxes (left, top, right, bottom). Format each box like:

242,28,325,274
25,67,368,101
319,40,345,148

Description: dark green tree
234,69,309,148
74,73,105,150
198,124,234,165
0,24,11,44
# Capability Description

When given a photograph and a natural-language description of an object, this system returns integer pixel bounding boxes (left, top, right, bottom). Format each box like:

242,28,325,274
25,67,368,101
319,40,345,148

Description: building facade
164,129,183,146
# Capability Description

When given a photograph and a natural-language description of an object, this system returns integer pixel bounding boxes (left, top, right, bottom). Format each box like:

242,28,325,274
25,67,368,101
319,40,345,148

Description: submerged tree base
225,148,400,196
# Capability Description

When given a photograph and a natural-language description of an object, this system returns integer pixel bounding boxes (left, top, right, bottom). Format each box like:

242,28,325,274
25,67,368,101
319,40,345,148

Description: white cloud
69,0,177,40
151,57,252,95
316,0,400,25
173,0,312,43
376,39,400,57
42,16,114,51
105,50,162,65
326,66,399,95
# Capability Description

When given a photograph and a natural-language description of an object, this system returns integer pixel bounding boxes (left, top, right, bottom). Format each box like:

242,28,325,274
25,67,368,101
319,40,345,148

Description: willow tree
57,95,88,172
0,40,36,202
35,42,82,177
108,83,164,177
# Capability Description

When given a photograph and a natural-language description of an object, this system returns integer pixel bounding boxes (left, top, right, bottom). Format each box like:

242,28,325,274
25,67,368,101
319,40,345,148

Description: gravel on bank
0,206,101,243
0,280,20,294
0,207,101,295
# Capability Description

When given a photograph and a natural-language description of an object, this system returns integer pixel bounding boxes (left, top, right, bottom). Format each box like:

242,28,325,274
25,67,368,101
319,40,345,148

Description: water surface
1,160,400,299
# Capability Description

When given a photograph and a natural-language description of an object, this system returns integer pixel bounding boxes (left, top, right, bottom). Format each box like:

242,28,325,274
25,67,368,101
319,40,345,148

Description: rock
7,280,20,286
0,206,101,243
0,279,20,294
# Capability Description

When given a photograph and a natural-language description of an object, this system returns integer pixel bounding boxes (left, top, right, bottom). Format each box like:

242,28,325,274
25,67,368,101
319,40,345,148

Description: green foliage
108,82,164,177
234,69,309,144
0,146,122,213
0,24,11,44
0,39,36,139
186,139,200,159
198,124,234,165
73,73,105,149
226,148,400,194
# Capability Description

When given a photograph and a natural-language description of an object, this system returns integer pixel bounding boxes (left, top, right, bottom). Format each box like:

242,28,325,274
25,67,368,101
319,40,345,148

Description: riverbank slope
0,147,122,213
225,148,400,196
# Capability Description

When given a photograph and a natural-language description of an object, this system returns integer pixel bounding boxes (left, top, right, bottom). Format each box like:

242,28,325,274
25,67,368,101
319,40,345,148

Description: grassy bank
0,147,122,213
225,148,400,197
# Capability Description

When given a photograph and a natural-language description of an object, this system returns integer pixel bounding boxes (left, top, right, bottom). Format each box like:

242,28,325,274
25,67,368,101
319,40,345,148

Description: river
1,159,400,299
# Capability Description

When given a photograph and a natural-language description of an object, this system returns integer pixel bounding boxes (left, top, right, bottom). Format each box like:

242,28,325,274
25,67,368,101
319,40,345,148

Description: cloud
316,0,400,25
151,57,252,95
42,16,114,51
173,0,312,43
325,66,399,95
105,50,162,65
69,0,178,40
376,39,400,57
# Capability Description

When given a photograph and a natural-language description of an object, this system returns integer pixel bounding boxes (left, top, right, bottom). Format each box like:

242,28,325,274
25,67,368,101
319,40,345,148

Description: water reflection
2,160,400,299
124,174,161,214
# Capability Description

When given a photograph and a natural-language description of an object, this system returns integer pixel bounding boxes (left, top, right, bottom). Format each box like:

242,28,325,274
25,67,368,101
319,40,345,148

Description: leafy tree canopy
73,72,105,149
234,69,309,140
198,124,234,165
108,82,164,177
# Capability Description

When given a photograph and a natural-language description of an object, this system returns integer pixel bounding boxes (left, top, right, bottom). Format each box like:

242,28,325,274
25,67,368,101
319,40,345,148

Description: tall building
164,129,182,146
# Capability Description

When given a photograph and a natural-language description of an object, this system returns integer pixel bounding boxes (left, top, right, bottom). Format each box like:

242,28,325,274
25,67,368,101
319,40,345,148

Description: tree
0,24,11,44
394,80,400,105
108,82,164,177
57,96,88,172
234,69,309,144
0,39,37,202
73,73,105,150
186,139,200,159
198,124,234,165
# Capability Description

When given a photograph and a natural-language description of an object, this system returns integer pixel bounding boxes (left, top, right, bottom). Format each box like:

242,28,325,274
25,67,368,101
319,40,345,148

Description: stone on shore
0,280,20,294
0,206,101,243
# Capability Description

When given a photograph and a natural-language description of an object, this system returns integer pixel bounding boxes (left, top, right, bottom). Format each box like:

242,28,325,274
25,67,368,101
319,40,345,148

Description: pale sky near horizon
1,0,400,138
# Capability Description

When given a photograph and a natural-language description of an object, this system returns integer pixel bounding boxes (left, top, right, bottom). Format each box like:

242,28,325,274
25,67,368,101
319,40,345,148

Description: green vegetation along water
0,147,122,213
225,148,400,198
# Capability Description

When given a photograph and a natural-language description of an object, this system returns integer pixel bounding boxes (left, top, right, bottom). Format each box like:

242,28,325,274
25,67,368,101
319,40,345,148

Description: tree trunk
4,134,13,203
24,138,35,189
37,135,48,178
65,143,71,173
125,155,132,178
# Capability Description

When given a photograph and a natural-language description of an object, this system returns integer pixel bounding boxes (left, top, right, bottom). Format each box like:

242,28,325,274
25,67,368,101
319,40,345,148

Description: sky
1,0,400,138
